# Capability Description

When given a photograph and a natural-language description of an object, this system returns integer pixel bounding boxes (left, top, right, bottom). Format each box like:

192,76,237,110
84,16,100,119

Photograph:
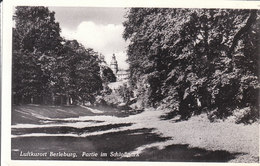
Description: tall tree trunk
21,95,24,104
30,97,34,104
60,95,63,106
66,92,70,106
51,92,55,105
70,97,73,105
227,10,257,59
225,10,257,72
42,96,45,105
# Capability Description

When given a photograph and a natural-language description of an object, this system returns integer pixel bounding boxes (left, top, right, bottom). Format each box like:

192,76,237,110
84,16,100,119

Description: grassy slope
155,113,259,163
12,104,140,125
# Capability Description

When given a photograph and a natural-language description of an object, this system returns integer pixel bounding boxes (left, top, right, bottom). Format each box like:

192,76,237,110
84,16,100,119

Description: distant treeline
12,6,115,105
123,8,259,123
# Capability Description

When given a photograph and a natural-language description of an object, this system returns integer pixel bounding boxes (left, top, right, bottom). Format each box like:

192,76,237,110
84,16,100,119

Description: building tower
110,53,118,74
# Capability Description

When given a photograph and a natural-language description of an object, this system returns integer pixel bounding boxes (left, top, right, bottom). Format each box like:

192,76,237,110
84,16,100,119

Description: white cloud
61,21,129,69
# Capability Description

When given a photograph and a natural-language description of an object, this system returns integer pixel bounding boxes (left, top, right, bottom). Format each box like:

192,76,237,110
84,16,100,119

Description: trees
13,6,62,104
69,41,102,105
123,8,259,122
117,83,133,104
101,66,116,83
13,6,103,105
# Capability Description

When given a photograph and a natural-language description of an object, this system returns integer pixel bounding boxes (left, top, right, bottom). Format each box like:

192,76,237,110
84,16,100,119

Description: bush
116,83,133,104
233,107,259,124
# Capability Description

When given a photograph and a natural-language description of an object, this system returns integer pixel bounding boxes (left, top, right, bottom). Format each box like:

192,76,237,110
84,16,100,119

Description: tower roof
110,53,118,65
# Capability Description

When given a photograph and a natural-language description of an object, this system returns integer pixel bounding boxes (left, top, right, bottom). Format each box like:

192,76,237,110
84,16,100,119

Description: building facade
110,54,129,81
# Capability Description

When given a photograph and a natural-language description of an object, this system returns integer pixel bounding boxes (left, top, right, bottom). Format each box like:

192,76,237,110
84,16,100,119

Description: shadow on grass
40,119,104,124
12,128,169,160
12,123,133,136
92,105,144,117
120,144,242,162
11,126,241,162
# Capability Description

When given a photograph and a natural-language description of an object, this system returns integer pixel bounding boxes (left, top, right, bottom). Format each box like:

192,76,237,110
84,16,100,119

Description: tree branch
227,10,257,59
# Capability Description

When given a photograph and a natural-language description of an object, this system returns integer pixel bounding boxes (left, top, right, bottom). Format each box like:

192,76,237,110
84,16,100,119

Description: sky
49,7,129,69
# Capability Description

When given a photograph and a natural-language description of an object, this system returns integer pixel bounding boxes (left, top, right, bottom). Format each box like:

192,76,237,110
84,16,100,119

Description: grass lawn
11,104,259,162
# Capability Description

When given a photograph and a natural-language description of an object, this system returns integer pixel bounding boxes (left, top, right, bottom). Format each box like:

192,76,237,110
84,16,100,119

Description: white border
2,0,260,166
3,0,260,9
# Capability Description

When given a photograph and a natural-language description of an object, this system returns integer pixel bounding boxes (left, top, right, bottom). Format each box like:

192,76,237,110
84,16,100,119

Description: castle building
110,54,118,74
110,54,129,81
116,69,130,81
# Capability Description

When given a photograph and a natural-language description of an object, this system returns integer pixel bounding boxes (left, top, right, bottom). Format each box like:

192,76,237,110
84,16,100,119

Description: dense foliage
100,65,116,83
123,8,259,122
13,6,103,105
116,83,133,104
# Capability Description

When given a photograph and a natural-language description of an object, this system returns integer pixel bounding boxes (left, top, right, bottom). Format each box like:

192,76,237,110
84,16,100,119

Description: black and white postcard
1,0,260,165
